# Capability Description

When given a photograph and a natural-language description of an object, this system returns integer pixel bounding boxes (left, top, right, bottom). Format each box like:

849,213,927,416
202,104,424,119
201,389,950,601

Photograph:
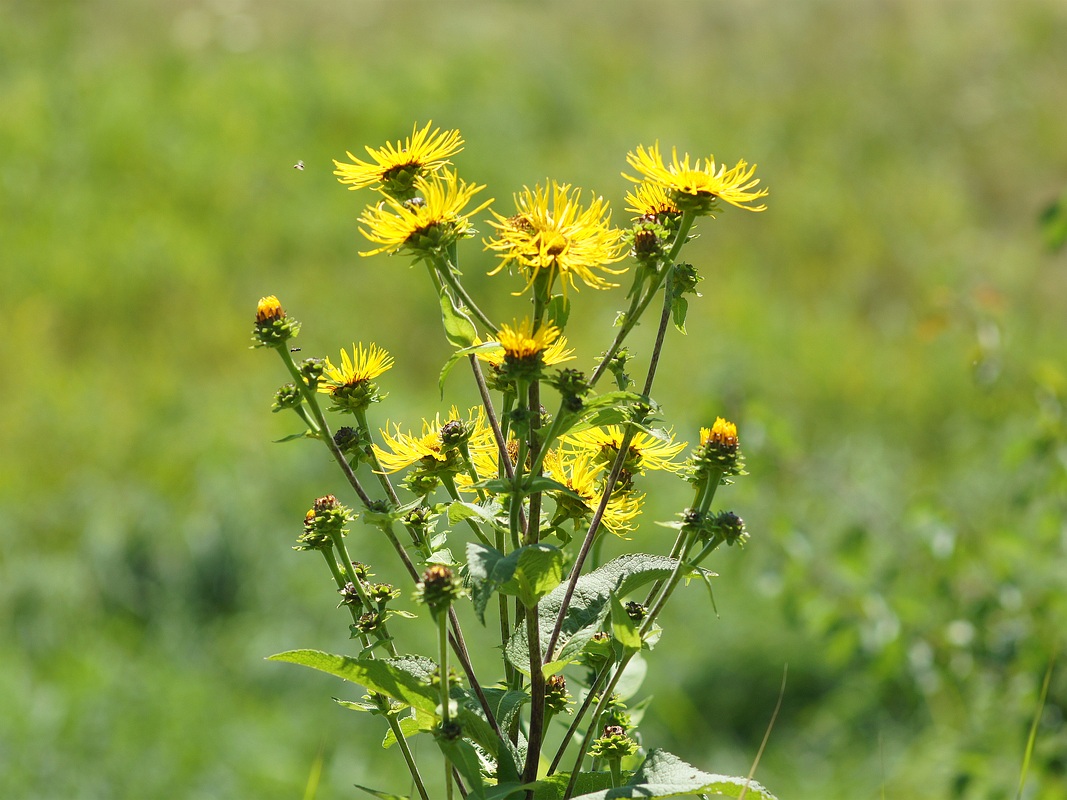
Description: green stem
545,257,680,662
547,658,615,775
589,211,696,388
275,346,375,508
318,548,427,800
434,254,498,334
438,609,454,800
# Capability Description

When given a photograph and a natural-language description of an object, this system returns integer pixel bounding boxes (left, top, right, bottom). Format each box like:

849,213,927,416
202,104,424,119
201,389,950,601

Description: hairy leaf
268,650,438,714
506,554,677,674
570,749,778,800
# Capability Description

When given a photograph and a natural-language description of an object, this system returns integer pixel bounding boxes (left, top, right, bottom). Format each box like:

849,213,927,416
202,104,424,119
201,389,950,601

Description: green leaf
609,593,642,652
438,737,486,798
569,749,779,800
438,341,500,397
450,688,524,780
381,712,432,749
333,698,381,714
1040,191,1067,252
506,554,678,673
439,289,478,348
467,543,565,619
670,295,689,334
354,784,409,800
531,771,617,800
273,430,313,443
508,544,565,608
524,475,579,497
546,294,571,330
268,650,439,715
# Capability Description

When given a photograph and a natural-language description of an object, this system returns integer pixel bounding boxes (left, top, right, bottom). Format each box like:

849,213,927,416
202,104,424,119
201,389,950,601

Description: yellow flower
624,181,680,218
624,143,768,214
485,182,627,296
544,449,643,537
334,121,463,197
499,318,574,360
476,329,576,368
357,170,492,259
318,343,394,394
562,425,687,474
374,406,493,475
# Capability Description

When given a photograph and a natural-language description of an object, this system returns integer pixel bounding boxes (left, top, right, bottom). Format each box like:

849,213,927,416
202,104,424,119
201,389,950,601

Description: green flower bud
252,295,301,347
589,725,638,760
545,674,571,715
293,495,354,552
272,383,303,413
414,564,463,615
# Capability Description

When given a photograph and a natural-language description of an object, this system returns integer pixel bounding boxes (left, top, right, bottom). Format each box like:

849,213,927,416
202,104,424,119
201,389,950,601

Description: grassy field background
3,0,1067,797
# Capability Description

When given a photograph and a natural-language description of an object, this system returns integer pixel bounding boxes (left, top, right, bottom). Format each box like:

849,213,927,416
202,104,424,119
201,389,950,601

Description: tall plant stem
544,267,677,663
437,609,454,800
589,211,695,388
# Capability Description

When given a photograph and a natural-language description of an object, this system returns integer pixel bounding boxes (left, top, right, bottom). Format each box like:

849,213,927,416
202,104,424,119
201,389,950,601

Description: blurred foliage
2,0,1066,797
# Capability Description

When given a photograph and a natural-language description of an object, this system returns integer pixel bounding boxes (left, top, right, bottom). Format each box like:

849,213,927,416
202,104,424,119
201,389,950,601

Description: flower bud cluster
338,560,400,636
681,509,749,548
294,495,355,552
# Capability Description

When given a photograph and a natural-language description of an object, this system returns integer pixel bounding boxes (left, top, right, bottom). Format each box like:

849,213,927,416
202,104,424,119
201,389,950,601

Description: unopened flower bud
688,417,745,484
339,581,362,607
709,510,748,547
589,725,638,760
299,357,326,387
415,564,463,614
624,601,647,622
294,495,354,551
545,674,571,715
252,295,301,347
272,383,303,412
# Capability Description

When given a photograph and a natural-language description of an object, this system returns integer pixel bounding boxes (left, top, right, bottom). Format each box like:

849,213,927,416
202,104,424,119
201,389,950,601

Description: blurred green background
3,0,1066,797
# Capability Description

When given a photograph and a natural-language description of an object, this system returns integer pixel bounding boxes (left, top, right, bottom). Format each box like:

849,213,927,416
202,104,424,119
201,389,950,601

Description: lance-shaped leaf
609,593,642,652
268,650,438,715
569,748,778,800
505,554,678,675
439,289,478,348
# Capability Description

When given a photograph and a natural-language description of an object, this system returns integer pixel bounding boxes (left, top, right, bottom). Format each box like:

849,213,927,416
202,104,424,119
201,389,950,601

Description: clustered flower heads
256,122,773,800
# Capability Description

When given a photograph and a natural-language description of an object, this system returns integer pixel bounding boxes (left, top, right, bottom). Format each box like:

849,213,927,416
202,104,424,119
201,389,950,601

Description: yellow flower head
624,143,768,215
485,182,627,296
544,449,643,537
476,328,576,370
497,318,567,360
358,170,492,259
563,425,687,475
624,181,681,219
374,406,493,475
319,343,394,394
334,121,464,198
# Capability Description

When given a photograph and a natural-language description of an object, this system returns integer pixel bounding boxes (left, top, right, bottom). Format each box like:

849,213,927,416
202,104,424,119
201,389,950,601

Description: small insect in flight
293,160,305,170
